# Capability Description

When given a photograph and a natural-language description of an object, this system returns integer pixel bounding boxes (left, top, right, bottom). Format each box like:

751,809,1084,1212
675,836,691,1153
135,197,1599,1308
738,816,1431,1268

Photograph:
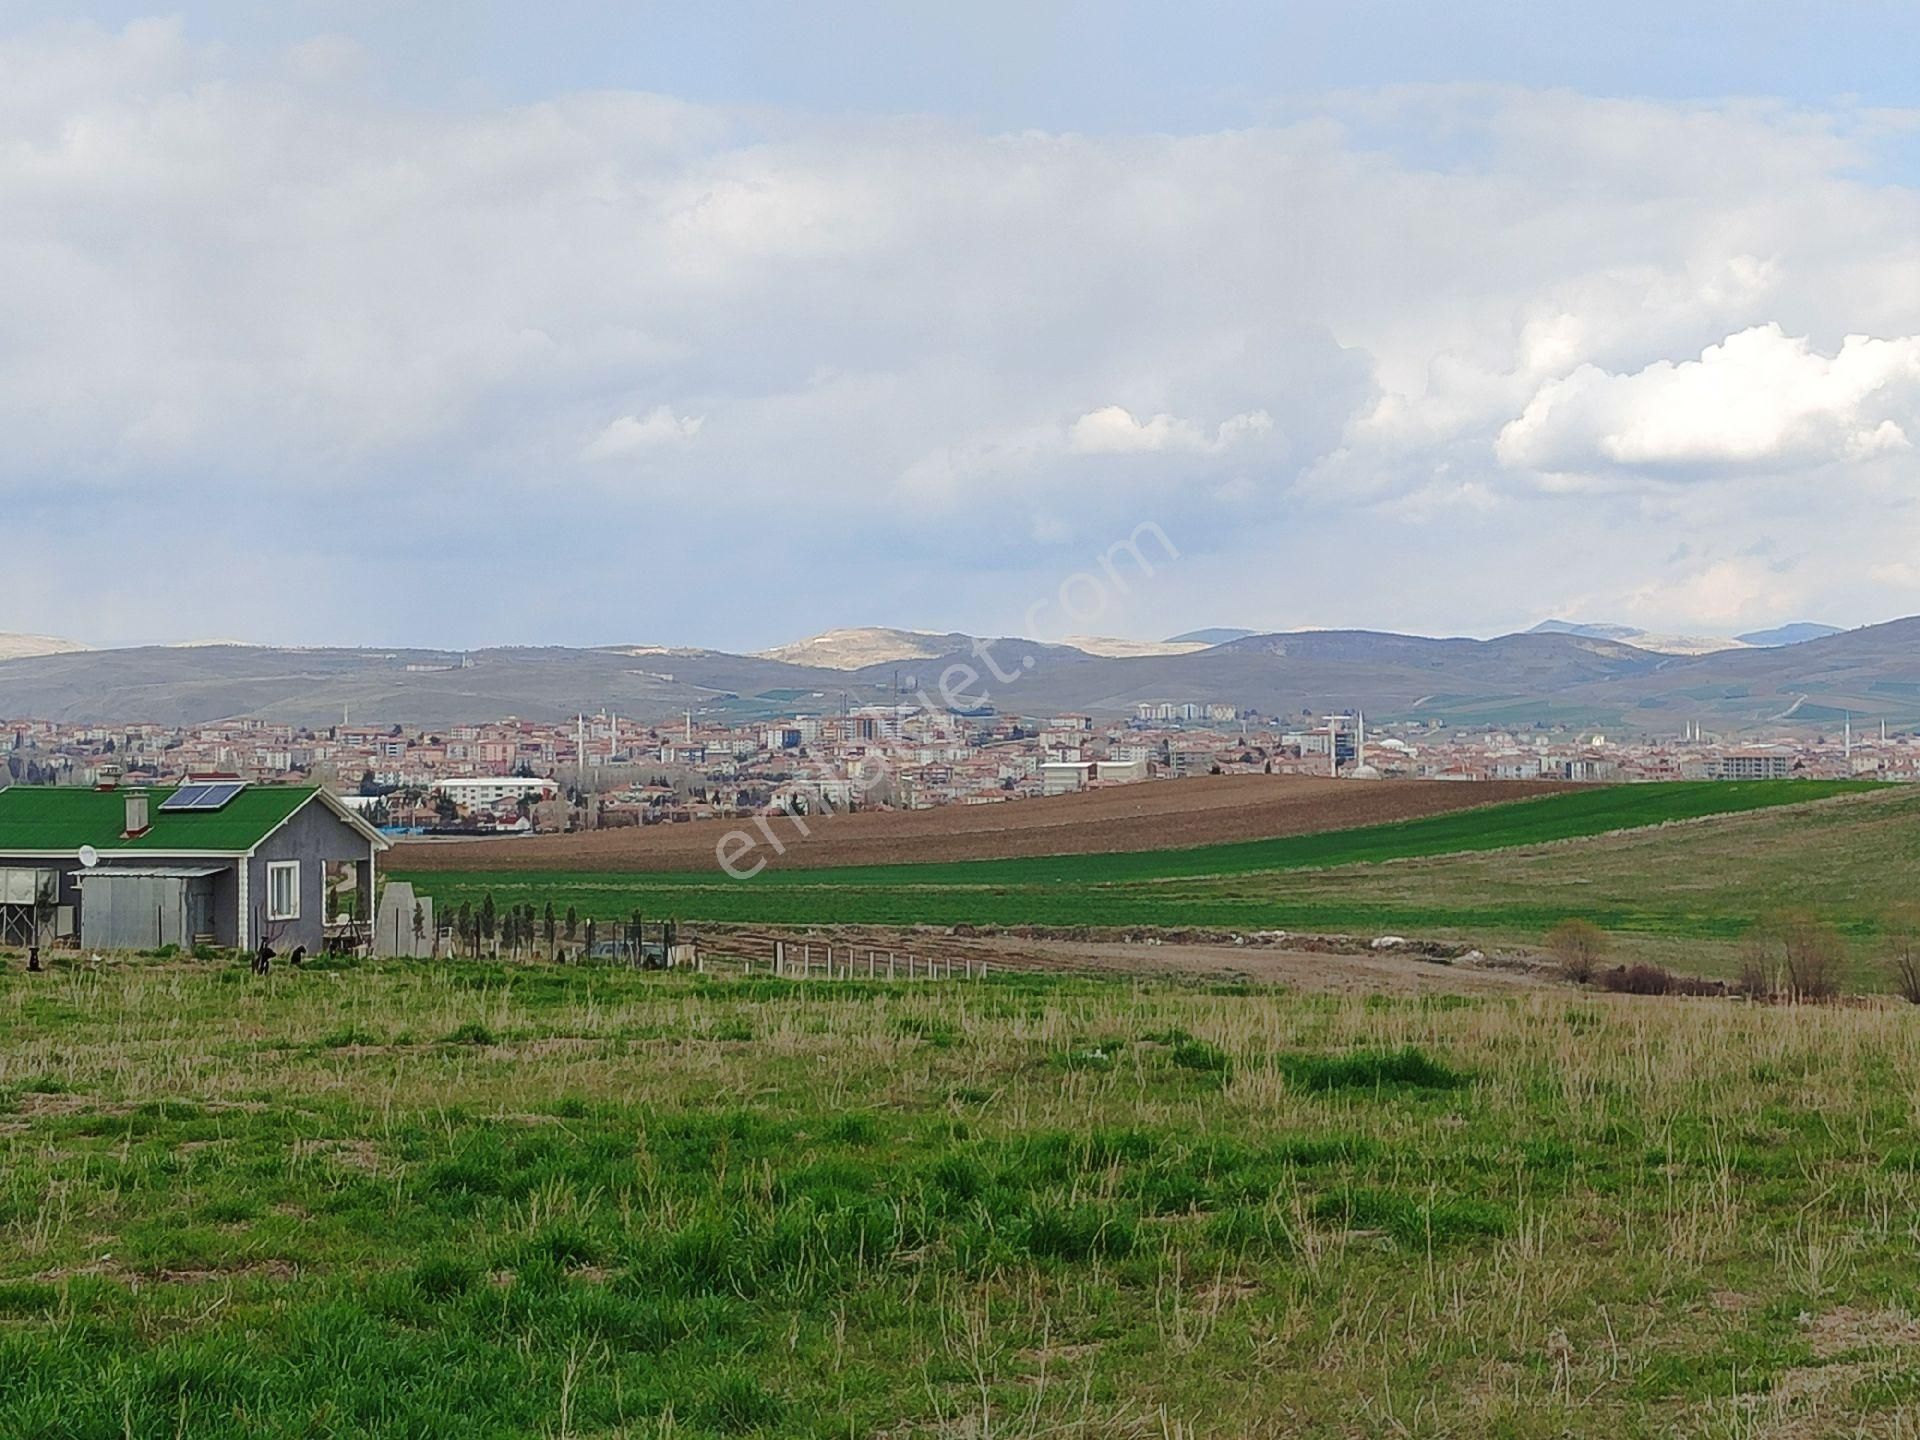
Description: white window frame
266,861,301,922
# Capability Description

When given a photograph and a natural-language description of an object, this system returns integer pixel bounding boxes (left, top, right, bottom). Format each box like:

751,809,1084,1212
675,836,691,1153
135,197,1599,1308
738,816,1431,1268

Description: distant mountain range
1734,622,1844,647
1526,618,1841,656
0,617,1907,733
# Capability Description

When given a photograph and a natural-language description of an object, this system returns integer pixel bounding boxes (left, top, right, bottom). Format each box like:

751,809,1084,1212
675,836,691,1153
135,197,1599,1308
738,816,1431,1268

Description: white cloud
1869,560,1920,588
1620,558,1796,629
1497,324,1920,475
1068,405,1272,454
583,407,705,461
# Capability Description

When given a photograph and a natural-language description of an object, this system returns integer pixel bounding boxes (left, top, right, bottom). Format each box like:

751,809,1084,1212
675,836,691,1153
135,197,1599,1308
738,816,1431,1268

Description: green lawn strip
384,877,1860,939
395,780,1865,895
389,783,1873,940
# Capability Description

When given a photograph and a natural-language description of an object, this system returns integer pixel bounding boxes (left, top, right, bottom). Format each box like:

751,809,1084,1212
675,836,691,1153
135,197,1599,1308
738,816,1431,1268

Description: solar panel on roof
159,782,246,812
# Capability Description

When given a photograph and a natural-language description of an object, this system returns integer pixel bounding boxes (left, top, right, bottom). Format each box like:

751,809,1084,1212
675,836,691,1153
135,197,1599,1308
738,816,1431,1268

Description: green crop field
7,959,1920,1437
396,782,1892,954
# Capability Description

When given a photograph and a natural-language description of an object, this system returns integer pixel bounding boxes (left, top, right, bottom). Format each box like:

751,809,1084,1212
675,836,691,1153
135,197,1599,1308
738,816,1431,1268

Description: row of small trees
439,895,665,964
1547,912,1920,1003
445,896,579,959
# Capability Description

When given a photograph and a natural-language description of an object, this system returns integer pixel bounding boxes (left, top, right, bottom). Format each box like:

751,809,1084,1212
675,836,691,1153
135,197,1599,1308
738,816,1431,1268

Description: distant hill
758,627,1206,667
1058,635,1210,658
1529,618,1846,653
0,632,86,662
753,627,960,669
1527,619,1745,656
1165,627,1258,645
3,619,1920,731
1735,622,1844,647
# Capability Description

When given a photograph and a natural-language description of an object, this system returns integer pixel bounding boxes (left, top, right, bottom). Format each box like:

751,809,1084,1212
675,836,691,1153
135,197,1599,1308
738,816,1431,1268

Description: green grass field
7,958,1920,1436
396,781,1894,953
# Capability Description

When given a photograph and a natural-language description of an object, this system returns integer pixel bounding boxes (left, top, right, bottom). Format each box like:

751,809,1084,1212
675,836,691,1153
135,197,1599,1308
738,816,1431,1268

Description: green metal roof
0,785,319,855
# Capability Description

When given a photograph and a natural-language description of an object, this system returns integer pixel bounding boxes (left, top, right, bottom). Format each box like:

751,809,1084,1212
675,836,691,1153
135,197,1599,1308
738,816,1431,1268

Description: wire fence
765,940,985,981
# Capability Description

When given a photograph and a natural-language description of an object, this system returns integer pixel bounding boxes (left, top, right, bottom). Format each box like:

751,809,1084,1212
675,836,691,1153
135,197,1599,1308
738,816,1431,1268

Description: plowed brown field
393,774,1571,873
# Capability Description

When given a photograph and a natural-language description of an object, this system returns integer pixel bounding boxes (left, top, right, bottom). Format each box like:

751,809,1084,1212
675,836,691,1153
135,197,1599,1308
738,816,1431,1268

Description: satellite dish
78,845,99,869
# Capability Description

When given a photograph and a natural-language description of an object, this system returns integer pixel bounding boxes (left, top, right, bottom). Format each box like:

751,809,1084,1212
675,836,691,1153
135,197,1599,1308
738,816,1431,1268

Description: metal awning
75,866,228,881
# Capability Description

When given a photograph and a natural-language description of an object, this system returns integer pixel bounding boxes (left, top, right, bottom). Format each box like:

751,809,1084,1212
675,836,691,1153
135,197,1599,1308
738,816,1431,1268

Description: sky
5,5,1920,651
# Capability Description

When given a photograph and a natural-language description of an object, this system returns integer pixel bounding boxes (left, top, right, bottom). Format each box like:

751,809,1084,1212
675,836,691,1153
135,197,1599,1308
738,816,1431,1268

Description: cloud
1619,558,1796,629
1497,325,1920,476
283,34,366,85
583,407,705,460
1068,405,1272,454
1,24,1919,645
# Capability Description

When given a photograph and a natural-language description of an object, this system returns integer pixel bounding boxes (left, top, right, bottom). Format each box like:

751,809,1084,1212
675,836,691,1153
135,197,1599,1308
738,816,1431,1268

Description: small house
0,781,388,954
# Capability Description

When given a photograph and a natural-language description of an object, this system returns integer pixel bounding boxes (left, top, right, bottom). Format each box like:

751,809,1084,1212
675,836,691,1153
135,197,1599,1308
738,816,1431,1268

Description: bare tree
1776,910,1845,1002
1886,906,1920,1005
1546,919,1606,983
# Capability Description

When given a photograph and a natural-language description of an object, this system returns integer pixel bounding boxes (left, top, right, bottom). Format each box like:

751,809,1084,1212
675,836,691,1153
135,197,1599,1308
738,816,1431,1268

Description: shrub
1741,911,1846,1002
1736,939,1778,1001
1597,964,1725,998
1546,919,1606,983
1886,907,1920,1005
1598,963,1673,996
1783,914,1845,1001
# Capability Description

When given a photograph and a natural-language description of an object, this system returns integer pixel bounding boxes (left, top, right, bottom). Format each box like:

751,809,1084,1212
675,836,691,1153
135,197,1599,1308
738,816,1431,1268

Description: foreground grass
5,957,1920,1436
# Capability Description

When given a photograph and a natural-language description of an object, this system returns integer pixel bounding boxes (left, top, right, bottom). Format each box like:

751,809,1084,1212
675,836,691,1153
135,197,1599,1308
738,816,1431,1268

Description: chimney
95,764,123,792
124,788,150,839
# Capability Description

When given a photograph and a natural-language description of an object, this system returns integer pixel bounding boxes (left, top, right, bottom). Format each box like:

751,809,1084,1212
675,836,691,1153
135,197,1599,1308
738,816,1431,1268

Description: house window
267,861,300,921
